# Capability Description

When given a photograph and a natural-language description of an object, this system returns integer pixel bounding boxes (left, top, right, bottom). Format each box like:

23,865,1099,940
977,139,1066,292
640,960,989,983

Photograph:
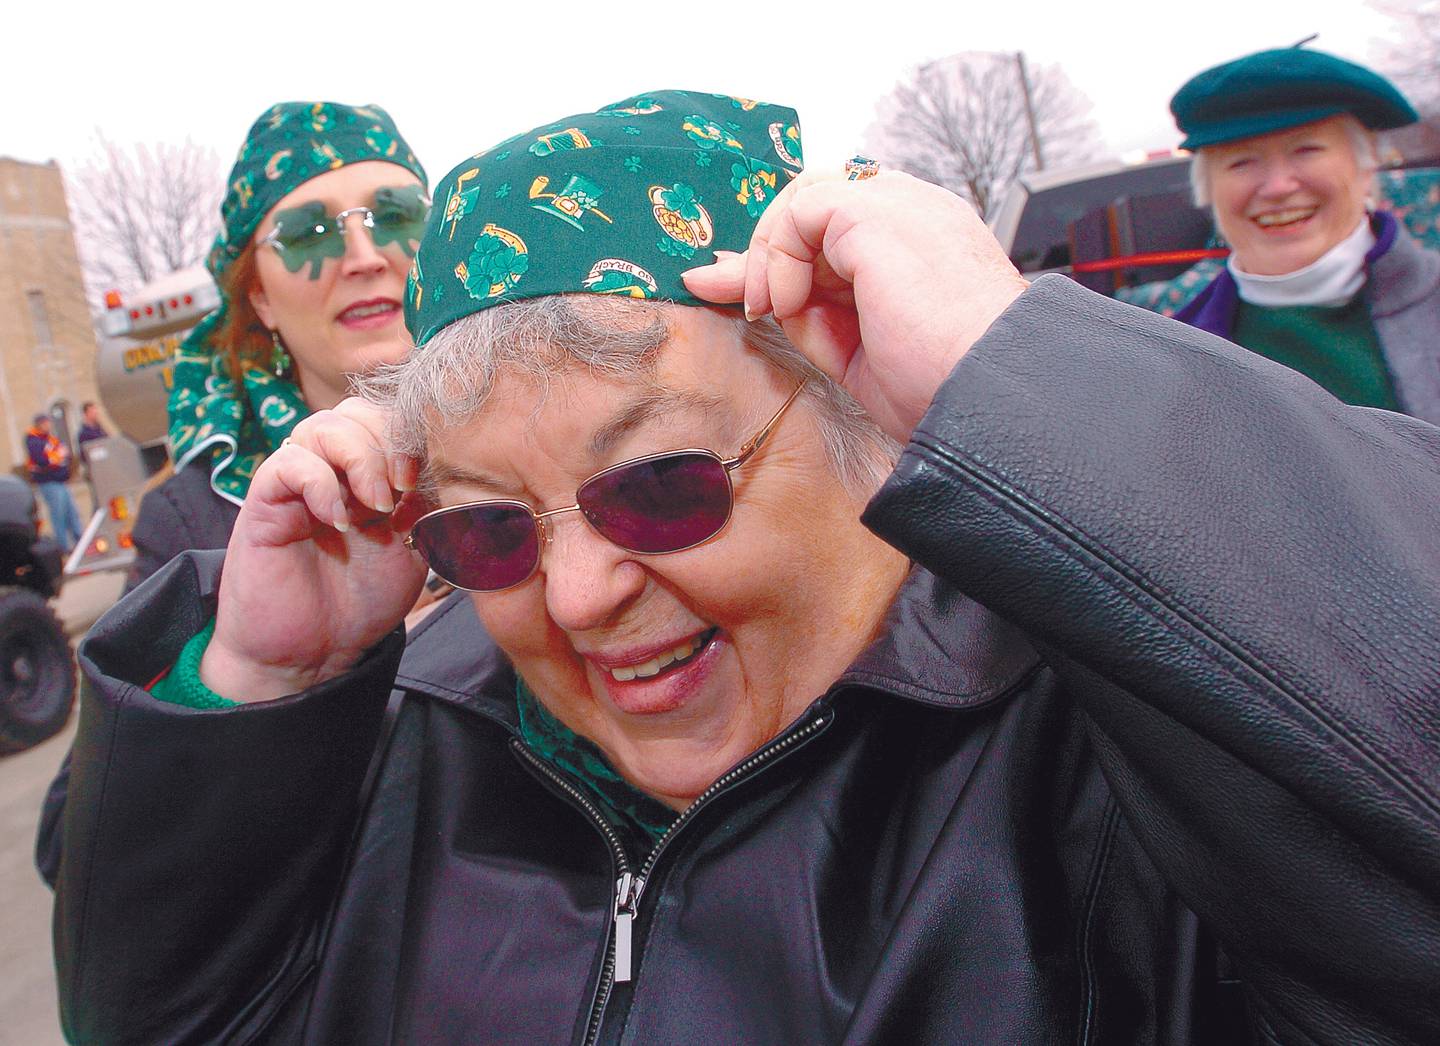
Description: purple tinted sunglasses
405,384,806,592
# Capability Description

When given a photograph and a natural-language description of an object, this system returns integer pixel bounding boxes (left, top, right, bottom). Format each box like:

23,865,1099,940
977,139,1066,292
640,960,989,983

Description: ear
249,283,276,329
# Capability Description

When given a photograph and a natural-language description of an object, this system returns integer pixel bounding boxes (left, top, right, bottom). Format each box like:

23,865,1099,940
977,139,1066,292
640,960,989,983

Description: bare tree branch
66,133,224,309
1370,0,1440,115
864,51,1102,219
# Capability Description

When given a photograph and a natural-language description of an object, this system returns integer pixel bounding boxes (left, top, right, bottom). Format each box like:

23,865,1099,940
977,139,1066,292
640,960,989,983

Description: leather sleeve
862,275,1440,1045
53,550,403,1045
34,476,218,888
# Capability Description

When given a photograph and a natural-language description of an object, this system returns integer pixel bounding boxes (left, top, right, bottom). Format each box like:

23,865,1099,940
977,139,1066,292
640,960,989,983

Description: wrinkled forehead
410,299,753,486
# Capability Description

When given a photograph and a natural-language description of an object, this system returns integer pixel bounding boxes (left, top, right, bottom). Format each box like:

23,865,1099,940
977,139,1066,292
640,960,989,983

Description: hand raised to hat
201,398,428,703
683,169,1028,444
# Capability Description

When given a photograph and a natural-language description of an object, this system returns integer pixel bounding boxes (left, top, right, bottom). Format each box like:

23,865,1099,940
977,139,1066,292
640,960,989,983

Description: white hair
356,295,900,498
1189,113,1379,207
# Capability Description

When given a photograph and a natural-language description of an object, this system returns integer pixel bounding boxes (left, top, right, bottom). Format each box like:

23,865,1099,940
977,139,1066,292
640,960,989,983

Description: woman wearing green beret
50,90,1440,1044
125,100,430,590
1171,47,1440,424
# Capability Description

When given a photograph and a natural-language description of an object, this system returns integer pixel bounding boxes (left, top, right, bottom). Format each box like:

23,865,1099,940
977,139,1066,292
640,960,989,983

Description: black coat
32,461,241,887
126,460,242,592
51,278,1440,1045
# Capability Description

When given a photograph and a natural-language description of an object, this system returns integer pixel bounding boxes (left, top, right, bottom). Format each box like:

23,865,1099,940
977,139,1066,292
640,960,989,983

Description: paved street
1,570,125,1046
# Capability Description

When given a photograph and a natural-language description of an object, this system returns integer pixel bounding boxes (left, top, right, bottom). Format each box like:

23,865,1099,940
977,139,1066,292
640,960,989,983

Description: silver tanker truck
76,267,218,577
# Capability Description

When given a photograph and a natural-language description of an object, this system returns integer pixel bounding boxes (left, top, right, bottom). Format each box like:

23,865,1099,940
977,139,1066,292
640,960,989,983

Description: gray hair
356,295,900,497
1189,113,1379,207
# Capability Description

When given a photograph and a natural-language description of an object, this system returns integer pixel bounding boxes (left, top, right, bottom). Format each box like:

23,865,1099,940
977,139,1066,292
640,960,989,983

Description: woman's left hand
683,168,1028,444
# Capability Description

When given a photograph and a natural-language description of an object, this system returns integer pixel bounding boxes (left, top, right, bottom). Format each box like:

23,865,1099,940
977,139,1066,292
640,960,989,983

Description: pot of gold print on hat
530,173,614,230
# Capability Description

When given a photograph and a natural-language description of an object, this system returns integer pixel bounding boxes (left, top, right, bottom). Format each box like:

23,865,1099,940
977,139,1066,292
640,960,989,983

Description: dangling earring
269,328,294,380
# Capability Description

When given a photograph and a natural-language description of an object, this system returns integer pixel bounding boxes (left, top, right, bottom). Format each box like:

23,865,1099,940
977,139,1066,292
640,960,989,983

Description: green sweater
1231,295,1401,410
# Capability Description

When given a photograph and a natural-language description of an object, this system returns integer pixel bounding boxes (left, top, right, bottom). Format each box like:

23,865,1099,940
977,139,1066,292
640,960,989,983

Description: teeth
345,302,395,319
607,632,708,682
1254,209,1315,227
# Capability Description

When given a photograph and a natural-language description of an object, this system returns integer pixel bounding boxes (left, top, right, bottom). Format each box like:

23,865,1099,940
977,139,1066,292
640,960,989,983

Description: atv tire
0,586,75,755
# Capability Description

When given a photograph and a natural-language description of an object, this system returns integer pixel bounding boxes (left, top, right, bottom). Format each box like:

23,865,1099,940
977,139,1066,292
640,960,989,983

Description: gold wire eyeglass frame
405,382,807,592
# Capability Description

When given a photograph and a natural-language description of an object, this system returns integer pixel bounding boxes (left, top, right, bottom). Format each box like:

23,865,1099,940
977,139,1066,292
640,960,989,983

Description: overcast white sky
2,1,1409,182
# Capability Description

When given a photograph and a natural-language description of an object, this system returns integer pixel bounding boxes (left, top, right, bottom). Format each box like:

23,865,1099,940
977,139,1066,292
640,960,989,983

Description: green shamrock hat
406,90,804,347
1171,47,1418,151
169,101,427,505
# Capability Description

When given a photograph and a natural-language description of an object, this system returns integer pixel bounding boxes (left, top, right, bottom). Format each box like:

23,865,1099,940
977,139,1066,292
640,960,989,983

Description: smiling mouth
1252,207,1317,229
337,299,400,322
606,628,719,682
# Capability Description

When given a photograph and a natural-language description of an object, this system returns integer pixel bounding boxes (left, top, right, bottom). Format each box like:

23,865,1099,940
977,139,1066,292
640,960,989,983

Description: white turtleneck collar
1228,216,1375,308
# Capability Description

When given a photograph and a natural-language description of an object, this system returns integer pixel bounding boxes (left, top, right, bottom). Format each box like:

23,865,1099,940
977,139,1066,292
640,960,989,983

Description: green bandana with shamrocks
405,89,803,347
169,101,426,505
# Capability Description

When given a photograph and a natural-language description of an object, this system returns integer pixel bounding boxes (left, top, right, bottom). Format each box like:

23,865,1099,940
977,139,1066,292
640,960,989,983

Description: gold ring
845,155,880,181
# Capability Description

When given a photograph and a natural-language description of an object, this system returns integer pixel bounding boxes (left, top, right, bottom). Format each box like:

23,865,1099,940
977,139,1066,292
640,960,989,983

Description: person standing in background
25,414,83,551
76,402,107,452
1171,46,1440,424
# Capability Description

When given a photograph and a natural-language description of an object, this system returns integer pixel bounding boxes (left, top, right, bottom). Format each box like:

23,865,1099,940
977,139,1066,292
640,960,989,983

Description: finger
388,451,422,495
681,250,747,303
329,396,418,502
765,180,862,320
289,412,394,514
743,245,770,321
742,170,833,320
259,444,351,533
327,396,422,497
775,303,863,387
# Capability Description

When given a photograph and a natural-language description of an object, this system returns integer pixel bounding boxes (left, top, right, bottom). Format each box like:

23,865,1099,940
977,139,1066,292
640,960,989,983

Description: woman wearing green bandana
31,100,431,887
48,91,1440,1045
126,100,429,589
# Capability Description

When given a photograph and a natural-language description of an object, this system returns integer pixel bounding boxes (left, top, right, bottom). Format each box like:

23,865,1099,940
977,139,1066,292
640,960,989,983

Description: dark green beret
405,89,803,347
1170,48,1418,150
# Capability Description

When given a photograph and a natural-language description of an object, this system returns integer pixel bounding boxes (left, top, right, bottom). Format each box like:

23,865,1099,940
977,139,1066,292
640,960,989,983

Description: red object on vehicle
1071,247,1230,274
104,290,123,310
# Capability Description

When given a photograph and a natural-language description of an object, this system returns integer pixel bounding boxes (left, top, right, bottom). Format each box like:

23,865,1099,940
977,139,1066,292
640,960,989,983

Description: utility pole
1015,51,1045,171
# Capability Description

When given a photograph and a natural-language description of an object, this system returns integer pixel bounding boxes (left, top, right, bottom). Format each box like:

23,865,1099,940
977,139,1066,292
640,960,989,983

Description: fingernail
333,517,351,533
743,303,756,322
395,478,414,493
713,249,740,260
332,501,350,531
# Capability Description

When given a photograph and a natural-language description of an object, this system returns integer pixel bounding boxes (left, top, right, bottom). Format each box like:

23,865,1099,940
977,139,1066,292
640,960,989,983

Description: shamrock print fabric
406,90,803,347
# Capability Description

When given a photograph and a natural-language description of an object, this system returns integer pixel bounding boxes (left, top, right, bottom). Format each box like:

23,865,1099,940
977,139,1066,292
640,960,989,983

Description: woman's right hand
200,397,428,703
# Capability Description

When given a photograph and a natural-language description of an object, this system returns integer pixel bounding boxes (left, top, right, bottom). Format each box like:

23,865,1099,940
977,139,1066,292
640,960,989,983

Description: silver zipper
511,743,633,1046
513,707,832,1046
612,871,645,982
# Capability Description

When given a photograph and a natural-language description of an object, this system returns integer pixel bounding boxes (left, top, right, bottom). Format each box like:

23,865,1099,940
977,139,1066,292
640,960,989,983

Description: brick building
0,157,99,471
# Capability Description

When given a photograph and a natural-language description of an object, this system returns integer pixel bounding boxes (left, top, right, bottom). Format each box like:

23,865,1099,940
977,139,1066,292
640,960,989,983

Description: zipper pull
612,872,645,983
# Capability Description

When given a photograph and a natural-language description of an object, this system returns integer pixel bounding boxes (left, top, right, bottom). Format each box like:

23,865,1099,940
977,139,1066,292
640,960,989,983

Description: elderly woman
1171,47,1440,424
127,100,429,588
52,92,1439,1044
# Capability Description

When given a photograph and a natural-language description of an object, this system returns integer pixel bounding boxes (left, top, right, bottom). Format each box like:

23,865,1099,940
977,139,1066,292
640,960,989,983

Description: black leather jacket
32,461,241,886
51,278,1440,1045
